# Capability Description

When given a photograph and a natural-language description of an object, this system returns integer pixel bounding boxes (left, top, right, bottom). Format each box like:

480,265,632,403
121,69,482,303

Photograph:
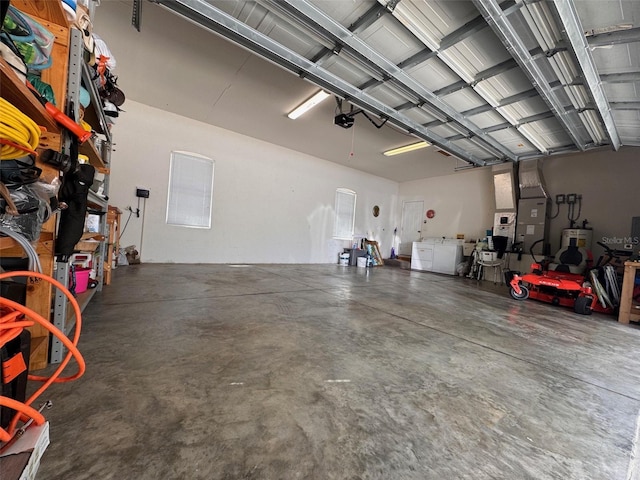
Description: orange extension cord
0,271,85,445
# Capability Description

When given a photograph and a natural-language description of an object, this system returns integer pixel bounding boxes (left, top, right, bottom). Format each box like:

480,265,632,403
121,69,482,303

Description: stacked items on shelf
1,0,123,372
0,2,111,475
1,0,71,373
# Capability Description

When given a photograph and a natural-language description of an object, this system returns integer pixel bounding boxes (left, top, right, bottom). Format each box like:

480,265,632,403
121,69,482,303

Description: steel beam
438,14,489,51
472,0,588,151
434,80,468,97
610,102,640,110
348,3,387,32
552,0,620,150
267,0,517,161
396,48,437,70
483,122,512,133
516,111,556,125
311,3,388,65
587,27,640,47
155,0,489,165
473,58,518,84
498,88,539,107
517,144,580,161
600,71,640,84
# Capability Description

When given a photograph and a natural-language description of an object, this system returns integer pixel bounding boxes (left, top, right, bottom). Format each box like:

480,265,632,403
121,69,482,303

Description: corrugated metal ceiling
153,0,640,165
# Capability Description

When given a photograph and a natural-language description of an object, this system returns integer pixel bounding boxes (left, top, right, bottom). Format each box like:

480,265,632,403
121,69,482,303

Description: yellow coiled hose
0,98,40,159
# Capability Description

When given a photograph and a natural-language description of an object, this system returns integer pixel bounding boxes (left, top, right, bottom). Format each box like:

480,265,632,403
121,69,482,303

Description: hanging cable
0,98,41,160
0,227,42,273
348,122,356,159
568,196,582,226
547,201,561,219
357,110,388,129
119,209,133,239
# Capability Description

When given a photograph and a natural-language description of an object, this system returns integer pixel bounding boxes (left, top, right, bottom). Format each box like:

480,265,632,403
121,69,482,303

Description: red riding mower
509,240,631,315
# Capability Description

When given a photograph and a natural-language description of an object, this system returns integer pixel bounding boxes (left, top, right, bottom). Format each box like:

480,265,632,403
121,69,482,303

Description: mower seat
548,245,588,274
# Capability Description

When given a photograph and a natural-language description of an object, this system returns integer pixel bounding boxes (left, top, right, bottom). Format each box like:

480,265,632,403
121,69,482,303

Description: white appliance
411,238,463,275
561,229,593,249
493,212,516,248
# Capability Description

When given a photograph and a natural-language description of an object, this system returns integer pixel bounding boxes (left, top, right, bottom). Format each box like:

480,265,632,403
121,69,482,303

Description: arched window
334,188,356,240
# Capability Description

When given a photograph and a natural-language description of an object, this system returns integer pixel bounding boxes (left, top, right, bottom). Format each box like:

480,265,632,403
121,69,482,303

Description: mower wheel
510,285,529,300
574,296,593,315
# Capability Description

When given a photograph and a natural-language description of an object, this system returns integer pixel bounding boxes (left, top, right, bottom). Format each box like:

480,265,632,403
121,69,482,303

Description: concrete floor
35,263,640,480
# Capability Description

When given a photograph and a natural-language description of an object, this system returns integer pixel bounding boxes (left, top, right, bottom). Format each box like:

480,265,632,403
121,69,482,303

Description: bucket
74,268,91,294
356,257,367,268
338,253,350,266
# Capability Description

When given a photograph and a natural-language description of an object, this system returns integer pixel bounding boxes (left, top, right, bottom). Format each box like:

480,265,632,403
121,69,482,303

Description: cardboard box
0,422,50,480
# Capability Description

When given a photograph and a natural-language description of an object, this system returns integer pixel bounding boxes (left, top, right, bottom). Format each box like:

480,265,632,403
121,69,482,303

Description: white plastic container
356,257,367,267
481,251,497,262
339,253,350,266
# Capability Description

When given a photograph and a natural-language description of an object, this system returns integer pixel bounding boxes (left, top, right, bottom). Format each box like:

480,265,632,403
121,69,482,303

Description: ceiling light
287,90,331,119
383,141,430,156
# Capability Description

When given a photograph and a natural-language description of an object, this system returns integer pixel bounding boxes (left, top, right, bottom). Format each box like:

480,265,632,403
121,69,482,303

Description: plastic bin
74,268,91,294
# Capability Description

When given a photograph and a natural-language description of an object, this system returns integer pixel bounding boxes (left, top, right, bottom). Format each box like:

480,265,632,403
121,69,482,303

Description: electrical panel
493,212,516,249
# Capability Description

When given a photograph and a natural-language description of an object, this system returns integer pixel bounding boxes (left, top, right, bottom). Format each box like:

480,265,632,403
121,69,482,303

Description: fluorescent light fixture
383,141,430,156
287,90,331,119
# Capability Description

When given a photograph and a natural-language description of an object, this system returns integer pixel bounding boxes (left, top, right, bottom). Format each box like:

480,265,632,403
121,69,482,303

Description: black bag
0,329,30,429
0,155,41,187
56,163,95,258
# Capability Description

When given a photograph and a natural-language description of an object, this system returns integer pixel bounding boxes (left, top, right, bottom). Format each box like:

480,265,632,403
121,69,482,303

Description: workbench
618,261,640,324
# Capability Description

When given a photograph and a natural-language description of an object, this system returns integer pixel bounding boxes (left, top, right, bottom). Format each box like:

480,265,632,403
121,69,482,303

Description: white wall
398,167,495,242
94,1,640,266
396,148,640,276
109,104,639,266
110,101,399,263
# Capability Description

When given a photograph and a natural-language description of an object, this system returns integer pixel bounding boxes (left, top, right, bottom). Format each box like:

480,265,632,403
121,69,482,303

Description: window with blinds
334,188,356,240
166,151,214,228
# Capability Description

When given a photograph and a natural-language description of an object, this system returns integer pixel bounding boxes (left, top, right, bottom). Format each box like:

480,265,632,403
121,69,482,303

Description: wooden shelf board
10,0,69,27
28,335,50,372
0,237,19,250
80,231,105,241
0,58,59,133
79,140,109,173
0,232,54,253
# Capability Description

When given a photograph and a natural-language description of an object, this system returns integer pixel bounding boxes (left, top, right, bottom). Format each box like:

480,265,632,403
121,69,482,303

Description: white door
400,201,424,255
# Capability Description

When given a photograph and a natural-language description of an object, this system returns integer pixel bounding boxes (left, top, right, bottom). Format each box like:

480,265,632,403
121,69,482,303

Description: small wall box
136,188,150,198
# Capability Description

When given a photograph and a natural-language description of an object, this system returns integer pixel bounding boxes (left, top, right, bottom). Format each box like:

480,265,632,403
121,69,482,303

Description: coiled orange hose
0,270,85,444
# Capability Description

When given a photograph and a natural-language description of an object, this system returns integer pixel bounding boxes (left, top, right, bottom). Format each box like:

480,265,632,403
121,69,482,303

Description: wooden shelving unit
0,1,69,371
104,206,121,285
2,2,114,477
618,261,640,324
1,0,113,370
